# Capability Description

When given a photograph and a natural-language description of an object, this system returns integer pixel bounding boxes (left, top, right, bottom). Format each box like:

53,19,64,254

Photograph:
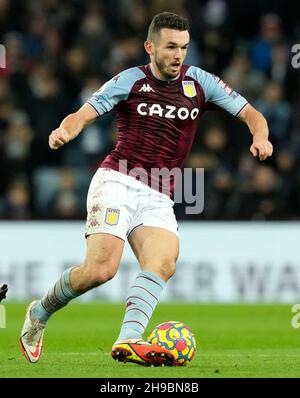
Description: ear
144,40,154,56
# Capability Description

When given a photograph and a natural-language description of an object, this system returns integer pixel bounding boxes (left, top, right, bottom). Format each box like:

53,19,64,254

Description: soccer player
20,12,273,366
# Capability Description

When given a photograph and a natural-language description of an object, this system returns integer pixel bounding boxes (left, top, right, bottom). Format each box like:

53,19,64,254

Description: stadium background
0,0,300,222
0,0,300,379
0,0,300,301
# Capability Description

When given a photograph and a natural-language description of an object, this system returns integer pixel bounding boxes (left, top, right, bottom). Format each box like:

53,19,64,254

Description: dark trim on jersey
126,307,150,320
122,320,145,330
126,295,154,311
59,279,72,299
53,284,66,305
236,102,249,117
127,223,143,238
86,101,101,117
181,64,192,77
141,63,192,84
41,301,52,315
131,285,159,301
136,275,164,289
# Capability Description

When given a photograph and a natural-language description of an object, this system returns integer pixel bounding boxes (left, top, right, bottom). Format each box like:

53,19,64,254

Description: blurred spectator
104,37,146,77
202,0,229,29
121,0,149,39
48,168,83,219
2,111,33,190
222,48,266,101
250,13,285,72
270,42,290,84
201,123,235,168
0,176,32,219
235,152,257,189
33,167,89,218
75,6,111,74
274,146,299,217
62,47,88,97
231,165,284,220
26,63,70,165
199,27,233,74
255,81,291,144
63,76,114,166
204,167,235,219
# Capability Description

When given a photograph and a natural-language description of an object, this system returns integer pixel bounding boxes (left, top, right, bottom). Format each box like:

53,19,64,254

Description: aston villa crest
182,81,197,98
105,208,120,226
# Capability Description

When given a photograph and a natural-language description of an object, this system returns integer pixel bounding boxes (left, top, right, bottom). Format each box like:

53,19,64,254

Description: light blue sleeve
186,66,248,116
86,67,146,116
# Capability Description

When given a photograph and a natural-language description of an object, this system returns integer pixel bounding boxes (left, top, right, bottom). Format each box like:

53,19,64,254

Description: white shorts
85,168,178,240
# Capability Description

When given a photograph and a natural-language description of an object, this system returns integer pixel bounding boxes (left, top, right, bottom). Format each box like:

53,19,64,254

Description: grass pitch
0,303,299,378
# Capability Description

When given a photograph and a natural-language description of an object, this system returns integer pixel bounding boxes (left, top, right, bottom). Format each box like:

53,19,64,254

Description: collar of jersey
146,63,182,85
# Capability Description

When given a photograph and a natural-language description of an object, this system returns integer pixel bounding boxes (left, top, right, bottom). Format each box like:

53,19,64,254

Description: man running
20,12,273,366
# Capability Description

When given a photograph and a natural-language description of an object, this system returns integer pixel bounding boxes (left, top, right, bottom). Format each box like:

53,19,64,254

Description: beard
154,55,180,80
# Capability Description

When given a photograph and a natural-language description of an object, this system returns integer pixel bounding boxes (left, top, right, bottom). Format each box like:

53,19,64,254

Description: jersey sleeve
86,67,146,117
186,66,248,116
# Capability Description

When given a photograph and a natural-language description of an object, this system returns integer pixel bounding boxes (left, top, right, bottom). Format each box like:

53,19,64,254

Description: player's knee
84,257,118,286
90,267,117,285
159,260,176,280
144,259,176,281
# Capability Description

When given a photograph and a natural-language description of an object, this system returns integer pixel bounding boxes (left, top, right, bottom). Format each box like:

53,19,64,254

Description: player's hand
250,138,273,161
49,127,70,150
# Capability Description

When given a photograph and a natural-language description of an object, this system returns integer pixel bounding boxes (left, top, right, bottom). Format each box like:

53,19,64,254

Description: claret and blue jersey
86,64,248,195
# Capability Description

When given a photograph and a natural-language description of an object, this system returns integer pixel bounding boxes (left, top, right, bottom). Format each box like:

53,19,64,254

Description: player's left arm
188,67,273,161
238,103,273,161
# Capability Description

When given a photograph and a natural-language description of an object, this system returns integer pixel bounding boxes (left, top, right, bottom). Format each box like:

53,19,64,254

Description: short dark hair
147,12,189,42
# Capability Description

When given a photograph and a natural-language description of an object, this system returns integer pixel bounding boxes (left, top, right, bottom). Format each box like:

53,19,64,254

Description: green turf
0,303,299,378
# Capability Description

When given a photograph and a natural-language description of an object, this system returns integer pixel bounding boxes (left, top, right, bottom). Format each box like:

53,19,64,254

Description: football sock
116,271,166,342
30,267,80,324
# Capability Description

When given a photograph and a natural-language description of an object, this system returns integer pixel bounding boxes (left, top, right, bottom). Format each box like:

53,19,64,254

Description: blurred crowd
0,0,300,221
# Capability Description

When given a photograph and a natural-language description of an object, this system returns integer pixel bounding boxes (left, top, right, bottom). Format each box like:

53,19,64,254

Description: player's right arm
49,103,98,150
49,67,146,151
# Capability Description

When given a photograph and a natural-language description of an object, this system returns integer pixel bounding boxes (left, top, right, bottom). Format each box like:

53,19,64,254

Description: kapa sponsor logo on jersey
137,103,200,120
139,84,155,92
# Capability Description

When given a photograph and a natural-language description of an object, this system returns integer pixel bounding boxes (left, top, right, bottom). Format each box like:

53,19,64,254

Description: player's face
147,29,190,80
